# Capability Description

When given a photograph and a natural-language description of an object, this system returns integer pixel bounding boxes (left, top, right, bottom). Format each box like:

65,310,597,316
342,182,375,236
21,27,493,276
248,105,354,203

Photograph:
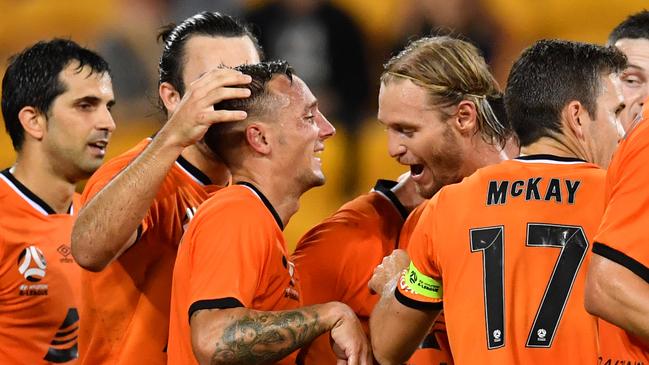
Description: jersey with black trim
593,104,649,363
168,182,301,365
78,138,221,365
398,202,453,365
399,155,603,364
293,180,419,364
0,169,81,364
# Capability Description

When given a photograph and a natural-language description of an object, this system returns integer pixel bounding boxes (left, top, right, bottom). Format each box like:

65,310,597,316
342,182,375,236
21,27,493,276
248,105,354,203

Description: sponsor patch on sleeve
397,261,443,303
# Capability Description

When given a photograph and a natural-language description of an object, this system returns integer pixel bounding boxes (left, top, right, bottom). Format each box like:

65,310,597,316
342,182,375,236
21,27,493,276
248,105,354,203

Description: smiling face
42,62,116,180
268,75,336,193
378,78,467,198
615,38,649,131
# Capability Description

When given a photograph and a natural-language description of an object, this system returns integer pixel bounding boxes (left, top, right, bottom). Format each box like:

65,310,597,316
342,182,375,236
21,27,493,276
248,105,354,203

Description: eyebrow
303,100,318,114
74,96,116,107
625,64,646,72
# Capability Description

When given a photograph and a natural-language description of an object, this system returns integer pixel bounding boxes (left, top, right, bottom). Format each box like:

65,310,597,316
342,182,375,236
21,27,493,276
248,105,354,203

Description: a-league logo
17,246,47,282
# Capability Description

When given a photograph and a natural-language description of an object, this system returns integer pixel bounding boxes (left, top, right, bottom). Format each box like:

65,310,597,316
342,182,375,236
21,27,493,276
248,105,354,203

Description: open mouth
410,164,424,177
88,141,108,154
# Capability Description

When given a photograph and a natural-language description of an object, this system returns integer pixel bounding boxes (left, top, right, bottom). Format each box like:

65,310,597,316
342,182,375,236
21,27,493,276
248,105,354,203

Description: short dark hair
609,10,649,44
1,38,111,151
505,39,627,146
204,60,293,164
157,11,263,111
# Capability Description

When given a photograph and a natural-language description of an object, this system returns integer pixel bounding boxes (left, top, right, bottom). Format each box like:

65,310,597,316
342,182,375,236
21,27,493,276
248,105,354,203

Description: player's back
0,169,81,364
423,155,603,363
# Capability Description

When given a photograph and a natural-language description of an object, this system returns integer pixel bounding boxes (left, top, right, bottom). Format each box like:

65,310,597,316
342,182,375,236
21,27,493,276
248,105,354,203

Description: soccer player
370,39,626,364
70,12,259,365
168,61,371,365
0,39,115,364
608,10,649,131
580,11,649,365
291,36,515,365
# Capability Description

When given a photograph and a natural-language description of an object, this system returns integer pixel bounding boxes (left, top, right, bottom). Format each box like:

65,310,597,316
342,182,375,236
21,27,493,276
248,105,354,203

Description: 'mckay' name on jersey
486,178,581,206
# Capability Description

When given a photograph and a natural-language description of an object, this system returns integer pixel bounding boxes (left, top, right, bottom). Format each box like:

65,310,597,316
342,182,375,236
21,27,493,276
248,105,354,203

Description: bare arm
71,69,252,271
369,281,439,365
368,251,439,365
190,302,372,365
585,254,649,342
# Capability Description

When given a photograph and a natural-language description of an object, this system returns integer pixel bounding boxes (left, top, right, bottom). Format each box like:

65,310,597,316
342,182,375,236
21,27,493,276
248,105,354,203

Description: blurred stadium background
0,0,646,249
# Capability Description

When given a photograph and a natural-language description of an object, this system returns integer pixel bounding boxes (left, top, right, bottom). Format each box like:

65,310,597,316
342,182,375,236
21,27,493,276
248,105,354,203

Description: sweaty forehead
378,79,432,122
268,75,313,110
59,63,113,98
182,35,260,82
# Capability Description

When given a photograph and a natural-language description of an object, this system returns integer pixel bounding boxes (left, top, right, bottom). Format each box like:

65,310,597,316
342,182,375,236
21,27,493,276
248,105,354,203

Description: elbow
71,233,109,272
371,344,402,365
192,333,222,365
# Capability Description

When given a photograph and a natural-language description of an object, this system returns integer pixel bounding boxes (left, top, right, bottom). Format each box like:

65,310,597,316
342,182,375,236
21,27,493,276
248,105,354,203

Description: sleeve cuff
188,297,244,323
593,242,649,284
395,288,443,311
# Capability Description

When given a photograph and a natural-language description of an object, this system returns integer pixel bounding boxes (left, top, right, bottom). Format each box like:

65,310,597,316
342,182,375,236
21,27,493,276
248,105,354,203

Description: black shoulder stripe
188,297,244,323
374,179,409,220
394,288,443,311
593,242,649,284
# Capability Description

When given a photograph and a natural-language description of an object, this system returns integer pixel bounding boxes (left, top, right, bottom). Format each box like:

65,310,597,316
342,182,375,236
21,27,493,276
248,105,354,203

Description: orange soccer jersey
0,169,81,364
292,180,452,365
398,155,604,364
398,203,453,365
168,182,301,365
79,138,220,365
593,107,649,364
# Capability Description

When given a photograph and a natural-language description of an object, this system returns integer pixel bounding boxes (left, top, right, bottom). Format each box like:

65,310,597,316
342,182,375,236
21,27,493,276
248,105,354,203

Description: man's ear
159,82,182,114
18,106,46,141
563,100,586,140
245,123,271,155
452,100,479,136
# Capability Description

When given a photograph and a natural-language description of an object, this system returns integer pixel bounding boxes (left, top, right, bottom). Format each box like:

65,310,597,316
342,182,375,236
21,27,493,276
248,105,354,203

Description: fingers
189,68,252,90
201,110,248,124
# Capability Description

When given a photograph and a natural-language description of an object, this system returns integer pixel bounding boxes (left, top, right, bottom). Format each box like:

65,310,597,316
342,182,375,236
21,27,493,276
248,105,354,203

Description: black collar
236,181,284,231
515,154,587,163
176,155,212,185
373,179,409,220
1,169,72,215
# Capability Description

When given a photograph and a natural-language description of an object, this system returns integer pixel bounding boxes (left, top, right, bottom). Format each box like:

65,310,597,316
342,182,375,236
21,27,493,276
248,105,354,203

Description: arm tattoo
212,309,324,365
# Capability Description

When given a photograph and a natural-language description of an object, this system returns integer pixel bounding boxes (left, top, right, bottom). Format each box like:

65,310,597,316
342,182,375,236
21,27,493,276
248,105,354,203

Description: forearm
370,284,438,365
72,128,184,271
192,302,348,365
585,254,649,341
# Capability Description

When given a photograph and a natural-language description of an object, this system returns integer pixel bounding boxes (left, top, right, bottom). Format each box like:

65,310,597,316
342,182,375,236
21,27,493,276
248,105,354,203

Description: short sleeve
594,120,649,283
396,195,443,310
186,207,268,318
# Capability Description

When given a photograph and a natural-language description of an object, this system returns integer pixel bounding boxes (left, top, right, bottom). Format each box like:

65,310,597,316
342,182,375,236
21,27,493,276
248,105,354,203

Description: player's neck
180,144,231,186
520,137,585,161
465,137,512,173
11,152,76,214
231,170,300,229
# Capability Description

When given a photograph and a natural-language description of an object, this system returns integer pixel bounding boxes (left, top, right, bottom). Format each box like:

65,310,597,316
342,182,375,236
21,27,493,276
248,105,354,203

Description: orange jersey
79,138,220,365
0,169,81,364
168,182,301,365
398,155,604,364
593,110,649,364
292,180,408,365
399,203,453,365
292,180,452,365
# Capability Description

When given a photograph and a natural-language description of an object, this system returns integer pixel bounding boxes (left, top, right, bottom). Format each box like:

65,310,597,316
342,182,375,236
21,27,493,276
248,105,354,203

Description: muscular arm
71,69,251,271
191,302,371,365
585,254,649,342
369,281,440,365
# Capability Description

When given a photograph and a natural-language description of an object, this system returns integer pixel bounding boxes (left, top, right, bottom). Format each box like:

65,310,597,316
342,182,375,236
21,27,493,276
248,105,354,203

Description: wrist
319,302,354,331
